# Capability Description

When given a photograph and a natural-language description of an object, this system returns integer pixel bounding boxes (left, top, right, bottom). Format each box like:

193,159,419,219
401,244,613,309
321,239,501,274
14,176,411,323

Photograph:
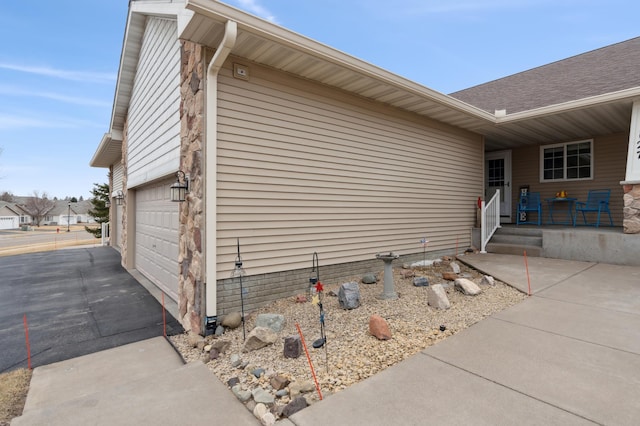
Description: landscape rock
252,387,275,405
275,389,289,398
401,269,415,279
232,385,252,402
413,276,429,287
427,284,451,310
211,340,231,354
187,332,204,348
256,313,286,333
227,377,240,388
338,281,361,309
230,353,243,367
454,278,483,296
480,275,495,286
270,375,290,391
221,311,243,329
253,403,268,420
450,262,461,274
261,412,276,426
209,348,219,360
295,294,307,303
283,335,302,359
361,273,377,284
442,272,458,281
289,381,315,398
369,315,392,340
252,368,265,378
281,396,308,418
243,327,278,352
215,325,225,336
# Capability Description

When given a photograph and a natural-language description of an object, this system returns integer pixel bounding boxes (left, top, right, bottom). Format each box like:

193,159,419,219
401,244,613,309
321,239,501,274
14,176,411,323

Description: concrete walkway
287,253,640,425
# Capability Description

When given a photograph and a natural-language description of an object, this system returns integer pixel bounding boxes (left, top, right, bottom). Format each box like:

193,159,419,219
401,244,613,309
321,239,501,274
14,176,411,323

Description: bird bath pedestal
376,252,399,300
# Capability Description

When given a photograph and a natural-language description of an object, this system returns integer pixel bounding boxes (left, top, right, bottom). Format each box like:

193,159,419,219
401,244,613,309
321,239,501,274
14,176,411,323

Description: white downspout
205,20,237,318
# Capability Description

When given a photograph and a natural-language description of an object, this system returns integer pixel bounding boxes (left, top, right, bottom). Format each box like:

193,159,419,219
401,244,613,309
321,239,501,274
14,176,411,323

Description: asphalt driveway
0,247,182,373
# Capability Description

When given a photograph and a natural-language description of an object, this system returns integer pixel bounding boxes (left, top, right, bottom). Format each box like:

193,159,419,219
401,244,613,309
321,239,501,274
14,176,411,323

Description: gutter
205,20,237,323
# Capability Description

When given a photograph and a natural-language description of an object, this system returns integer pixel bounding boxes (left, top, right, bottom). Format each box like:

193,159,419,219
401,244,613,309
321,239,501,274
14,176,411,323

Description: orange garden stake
23,314,32,370
524,250,532,296
295,323,323,400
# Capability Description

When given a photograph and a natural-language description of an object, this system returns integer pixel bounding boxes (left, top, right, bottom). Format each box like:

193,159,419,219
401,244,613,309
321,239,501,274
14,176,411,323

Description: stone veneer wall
623,184,640,233
178,41,206,334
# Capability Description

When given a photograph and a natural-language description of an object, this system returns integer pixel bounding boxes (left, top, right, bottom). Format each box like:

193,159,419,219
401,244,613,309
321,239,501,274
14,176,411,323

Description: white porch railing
481,190,501,253
101,222,110,246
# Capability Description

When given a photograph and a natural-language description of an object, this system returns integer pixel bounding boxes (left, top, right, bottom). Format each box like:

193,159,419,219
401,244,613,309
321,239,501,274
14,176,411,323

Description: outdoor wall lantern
115,190,124,206
170,170,189,202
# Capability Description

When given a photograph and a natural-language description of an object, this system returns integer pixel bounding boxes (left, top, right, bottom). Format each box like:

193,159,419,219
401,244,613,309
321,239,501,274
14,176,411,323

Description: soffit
183,0,637,151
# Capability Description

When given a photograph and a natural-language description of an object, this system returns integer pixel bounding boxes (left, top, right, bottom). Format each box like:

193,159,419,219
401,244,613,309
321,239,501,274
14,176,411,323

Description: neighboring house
90,0,640,334
41,200,95,226
0,202,22,229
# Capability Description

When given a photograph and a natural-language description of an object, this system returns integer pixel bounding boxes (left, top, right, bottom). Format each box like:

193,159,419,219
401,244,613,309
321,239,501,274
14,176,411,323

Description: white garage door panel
135,181,179,301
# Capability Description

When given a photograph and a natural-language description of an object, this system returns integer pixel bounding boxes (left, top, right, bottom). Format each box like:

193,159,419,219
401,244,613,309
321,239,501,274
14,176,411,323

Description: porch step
485,226,543,257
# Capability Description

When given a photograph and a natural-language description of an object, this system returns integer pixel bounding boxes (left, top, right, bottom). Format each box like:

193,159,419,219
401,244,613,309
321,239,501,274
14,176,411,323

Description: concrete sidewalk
287,253,640,425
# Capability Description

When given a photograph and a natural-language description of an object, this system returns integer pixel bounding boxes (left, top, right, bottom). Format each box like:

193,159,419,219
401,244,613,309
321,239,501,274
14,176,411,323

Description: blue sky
0,0,638,199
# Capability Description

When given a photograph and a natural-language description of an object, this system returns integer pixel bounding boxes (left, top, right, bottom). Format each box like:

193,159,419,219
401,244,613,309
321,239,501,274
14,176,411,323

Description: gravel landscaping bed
170,257,526,421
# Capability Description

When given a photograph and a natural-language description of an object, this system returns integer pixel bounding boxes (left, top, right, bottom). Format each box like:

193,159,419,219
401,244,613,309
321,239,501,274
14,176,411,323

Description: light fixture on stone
170,170,189,202
115,190,124,206
230,238,247,340
309,252,320,299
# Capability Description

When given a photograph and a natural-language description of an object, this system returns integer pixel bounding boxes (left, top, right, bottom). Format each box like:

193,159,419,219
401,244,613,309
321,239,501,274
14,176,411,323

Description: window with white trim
540,140,593,181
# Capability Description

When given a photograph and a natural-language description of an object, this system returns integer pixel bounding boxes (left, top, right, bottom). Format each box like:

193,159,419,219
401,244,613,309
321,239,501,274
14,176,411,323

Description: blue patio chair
574,189,614,227
516,192,542,225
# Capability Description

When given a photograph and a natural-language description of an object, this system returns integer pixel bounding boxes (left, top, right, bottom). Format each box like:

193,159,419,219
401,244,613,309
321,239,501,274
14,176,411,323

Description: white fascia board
496,87,640,124
185,0,495,123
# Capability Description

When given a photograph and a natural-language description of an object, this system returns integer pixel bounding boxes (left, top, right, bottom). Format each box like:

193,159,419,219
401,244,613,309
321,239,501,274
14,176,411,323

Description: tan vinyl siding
215,61,483,279
511,132,626,224
127,17,180,188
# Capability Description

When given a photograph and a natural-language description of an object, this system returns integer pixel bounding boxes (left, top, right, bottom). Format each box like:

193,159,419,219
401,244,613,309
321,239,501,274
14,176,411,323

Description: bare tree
22,191,55,226
0,191,14,202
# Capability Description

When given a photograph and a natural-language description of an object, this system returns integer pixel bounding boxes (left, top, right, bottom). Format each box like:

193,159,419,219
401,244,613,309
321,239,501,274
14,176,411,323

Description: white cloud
0,113,101,130
232,0,278,23
0,62,115,84
0,85,110,107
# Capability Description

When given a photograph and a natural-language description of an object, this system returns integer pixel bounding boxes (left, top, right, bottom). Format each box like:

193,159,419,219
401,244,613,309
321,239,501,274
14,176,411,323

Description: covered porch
472,224,640,266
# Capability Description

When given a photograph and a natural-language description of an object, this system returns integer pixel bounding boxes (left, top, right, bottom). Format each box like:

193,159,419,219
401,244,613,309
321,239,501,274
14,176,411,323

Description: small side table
545,197,577,225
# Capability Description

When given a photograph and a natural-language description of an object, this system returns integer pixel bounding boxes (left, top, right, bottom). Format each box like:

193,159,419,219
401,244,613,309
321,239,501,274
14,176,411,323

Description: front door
485,150,512,222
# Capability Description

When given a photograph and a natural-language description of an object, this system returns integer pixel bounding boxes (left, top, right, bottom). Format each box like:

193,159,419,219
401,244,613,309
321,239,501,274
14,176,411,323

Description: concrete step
494,226,543,237
490,234,542,247
485,243,542,257
12,337,257,426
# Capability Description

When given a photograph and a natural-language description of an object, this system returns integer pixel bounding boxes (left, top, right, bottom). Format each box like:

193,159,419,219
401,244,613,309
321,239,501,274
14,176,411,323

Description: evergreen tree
85,183,110,238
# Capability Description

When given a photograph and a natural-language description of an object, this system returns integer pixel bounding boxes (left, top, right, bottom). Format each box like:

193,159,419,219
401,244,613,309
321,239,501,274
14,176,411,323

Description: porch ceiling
182,0,639,151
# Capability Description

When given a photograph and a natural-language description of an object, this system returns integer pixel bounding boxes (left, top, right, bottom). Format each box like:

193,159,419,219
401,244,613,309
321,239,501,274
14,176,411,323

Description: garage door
135,179,179,301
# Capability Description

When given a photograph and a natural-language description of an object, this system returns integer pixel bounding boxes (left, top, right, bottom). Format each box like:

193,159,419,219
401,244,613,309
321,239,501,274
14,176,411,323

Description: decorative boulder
480,275,495,286
442,272,458,281
413,277,429,287
427,284,451,310
454,278,482,296
221,311,243,329
256,313,286,333
281,396,308,418
361,273,377,284
369,315,392,340
338,281,361,309
450,262,461,274
243,327,278,352
284,335,302,359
